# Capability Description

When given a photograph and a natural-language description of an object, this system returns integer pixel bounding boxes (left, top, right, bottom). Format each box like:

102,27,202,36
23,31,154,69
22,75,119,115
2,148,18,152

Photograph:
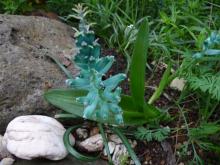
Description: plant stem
148,62,171,104
45,54,73,79
98,123,113,165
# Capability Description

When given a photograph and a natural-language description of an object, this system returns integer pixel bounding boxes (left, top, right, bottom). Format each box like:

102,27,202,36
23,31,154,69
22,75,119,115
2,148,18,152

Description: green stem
148,63,171,104
45,54,73,79
206,101,219,121
98,123,113,165
63,125,100,161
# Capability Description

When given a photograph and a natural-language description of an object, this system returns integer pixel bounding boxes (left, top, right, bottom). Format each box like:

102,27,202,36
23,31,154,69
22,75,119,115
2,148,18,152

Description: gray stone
79,134,104,152
109,134,122,144
0,14,77,133
76,128,88,139
112,144,128,165
0,135,12,160
103,142,115,156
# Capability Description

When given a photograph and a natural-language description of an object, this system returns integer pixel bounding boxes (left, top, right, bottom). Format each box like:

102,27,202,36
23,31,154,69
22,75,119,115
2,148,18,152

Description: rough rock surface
0,135,12,160
112,144,128,165
2,115,75,160
79,134,104,152
0,14,77,133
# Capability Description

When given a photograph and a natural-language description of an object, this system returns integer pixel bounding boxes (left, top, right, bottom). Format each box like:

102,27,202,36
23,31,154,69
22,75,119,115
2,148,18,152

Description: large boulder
0,14,77,133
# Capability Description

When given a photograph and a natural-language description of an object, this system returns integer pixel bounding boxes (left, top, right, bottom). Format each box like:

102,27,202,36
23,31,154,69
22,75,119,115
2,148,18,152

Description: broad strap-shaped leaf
148,63,171,104
44,89,86,117
44,89,118,125
130,18,149,110
45,89,159,126
120,95,163,125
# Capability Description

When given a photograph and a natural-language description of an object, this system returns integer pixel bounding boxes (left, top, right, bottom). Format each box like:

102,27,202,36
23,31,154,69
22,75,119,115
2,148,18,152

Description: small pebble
0,158,15,165
160,160,165,165
76,128,88,139
178,162,184,165
79,134,103,152
145,155,151,161
103,142,116,155
130,160,135,165
174,143,182,150
143,161,148,165
109,134,122,144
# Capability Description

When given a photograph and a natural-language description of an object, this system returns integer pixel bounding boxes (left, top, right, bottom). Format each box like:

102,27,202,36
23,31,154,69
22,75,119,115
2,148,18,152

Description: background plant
44,4,173,164
0,0,33,14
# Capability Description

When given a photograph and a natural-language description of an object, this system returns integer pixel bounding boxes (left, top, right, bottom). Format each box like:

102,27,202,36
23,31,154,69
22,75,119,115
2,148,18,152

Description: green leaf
63,125,100,161
143,103,162,120
45,54,73,79
44,89,86,117
198,141,220,153
98,123,113,165
55,113,79,119
134,126,170,142
120,95,163,125
130,18,149,110
190,122,220,138
148,63,171,104
44,89,115,124
45,89,163,126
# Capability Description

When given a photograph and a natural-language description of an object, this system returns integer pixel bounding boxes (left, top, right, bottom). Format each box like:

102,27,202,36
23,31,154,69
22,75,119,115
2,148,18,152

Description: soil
100,48,219,165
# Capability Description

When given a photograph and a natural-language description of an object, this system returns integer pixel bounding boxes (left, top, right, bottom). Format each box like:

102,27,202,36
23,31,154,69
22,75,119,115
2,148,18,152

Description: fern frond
188,74,220,101
134,126,170,142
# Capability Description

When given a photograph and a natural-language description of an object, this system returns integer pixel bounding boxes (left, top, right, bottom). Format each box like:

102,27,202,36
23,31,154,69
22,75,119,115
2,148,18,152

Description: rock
0,135,12,159
109,134,122,144
130,160,135,165
103,142,116,156
178,163,184,165
161,141,176,165
0,14,77,133
170,78,186,91
76,128,88,139
128,139,137,149
0,158,15,165
79,134,103,152
2,115,75,160
112,144,128,165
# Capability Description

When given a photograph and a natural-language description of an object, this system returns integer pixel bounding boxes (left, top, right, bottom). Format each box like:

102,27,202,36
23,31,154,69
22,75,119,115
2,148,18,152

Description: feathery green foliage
179,32,220,101
189,122,220,153
134,126,170,142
